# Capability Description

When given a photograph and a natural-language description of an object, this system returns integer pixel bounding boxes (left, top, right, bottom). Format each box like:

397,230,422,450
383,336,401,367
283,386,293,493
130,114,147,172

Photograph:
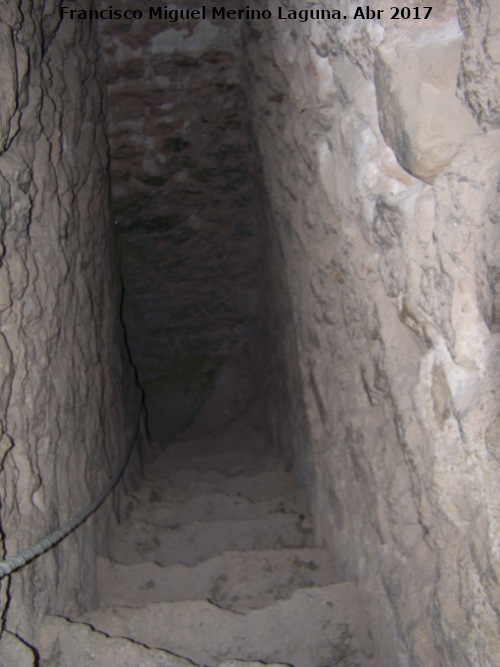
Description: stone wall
0,0,142,656
98,0,265,441
244,1,500,664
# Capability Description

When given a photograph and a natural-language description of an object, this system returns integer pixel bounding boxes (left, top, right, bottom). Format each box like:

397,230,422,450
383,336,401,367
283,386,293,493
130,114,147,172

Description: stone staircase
40,415,378,666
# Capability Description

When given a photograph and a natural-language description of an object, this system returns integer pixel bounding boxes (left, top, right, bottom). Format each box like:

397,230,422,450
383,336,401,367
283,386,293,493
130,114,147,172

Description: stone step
98,547,336,612
142,456,287,483
121,490,308,527
109,514,314,567
144,447,271,476
40,616,293,667
80,582,379,667
39,615,201,667
133,467,299,505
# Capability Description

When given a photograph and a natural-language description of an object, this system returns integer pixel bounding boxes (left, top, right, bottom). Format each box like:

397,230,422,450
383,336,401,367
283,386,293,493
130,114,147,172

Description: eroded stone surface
97,547,336,612
0,0,142,648
82,583,377,667
244,1,500,665
1,2,499,666
374,20,479,182
458,0,500,128
73,413,375,666
40,618,293,667
0,630,36,667
40,616,200,667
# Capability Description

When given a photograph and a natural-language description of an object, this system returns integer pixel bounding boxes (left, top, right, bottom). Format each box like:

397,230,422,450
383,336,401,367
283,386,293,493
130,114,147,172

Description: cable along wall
0,0,142,650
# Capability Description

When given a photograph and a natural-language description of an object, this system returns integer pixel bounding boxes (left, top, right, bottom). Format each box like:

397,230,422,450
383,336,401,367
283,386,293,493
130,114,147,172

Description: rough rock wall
244,1,500,665
98,1,265,441
0,0,142,653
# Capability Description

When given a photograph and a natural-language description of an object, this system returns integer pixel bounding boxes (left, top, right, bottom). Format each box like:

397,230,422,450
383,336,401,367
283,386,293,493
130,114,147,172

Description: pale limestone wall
0,0,142,654
245,1,500,664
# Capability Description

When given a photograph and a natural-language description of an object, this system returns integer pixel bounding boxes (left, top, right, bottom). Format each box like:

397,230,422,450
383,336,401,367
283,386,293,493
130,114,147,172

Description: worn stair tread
120,491,308,528
98,547,337,612
39,617,292,667
143,448,274,476
143,460,291,484
80,413,376,667
109,514,314,567
79,582,378,667
133,467,300,505
39,615,201,667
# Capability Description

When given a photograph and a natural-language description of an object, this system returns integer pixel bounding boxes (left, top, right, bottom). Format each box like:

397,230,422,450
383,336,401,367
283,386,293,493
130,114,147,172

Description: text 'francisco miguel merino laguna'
60,5,434,22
